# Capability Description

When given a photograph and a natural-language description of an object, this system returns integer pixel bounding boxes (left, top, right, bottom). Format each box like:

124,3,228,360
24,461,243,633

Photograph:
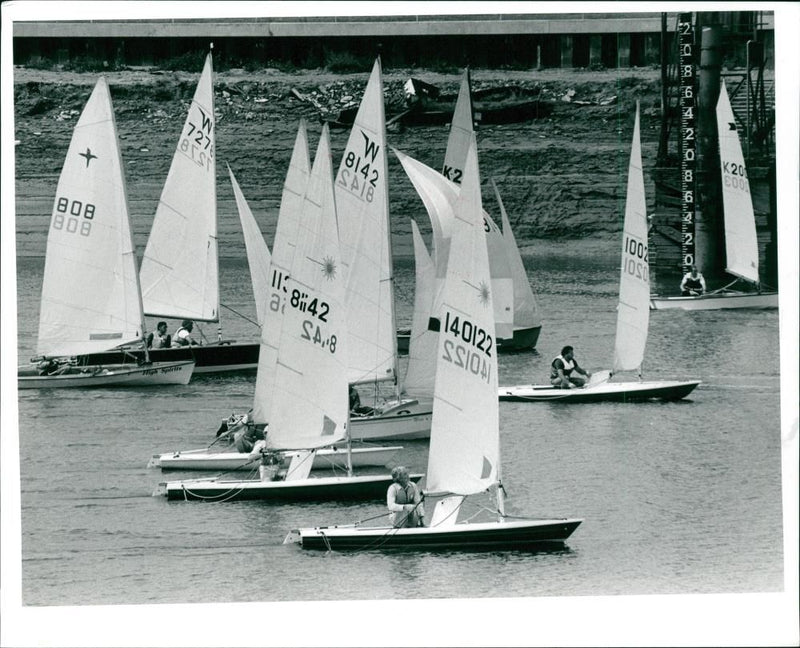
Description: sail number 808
52,197,95,236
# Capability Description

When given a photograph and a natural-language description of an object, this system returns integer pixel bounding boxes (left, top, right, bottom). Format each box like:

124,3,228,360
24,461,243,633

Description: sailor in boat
680,265,707,296
348,384,375,417
173,320,200,346
550,345,592,389
146,321,172,349
387,466,425,528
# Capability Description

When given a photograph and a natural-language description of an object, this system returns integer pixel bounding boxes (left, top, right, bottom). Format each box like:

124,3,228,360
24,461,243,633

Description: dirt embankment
12,65,663,257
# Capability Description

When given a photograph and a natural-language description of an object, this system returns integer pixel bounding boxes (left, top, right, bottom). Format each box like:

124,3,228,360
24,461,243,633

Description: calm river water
5,243,791,643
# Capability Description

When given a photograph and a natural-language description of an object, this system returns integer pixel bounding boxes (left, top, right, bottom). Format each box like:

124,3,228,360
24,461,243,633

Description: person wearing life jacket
146,321,171,349
174,320,200,346
680,265,706,296
550,345,591,389
387,465,425,528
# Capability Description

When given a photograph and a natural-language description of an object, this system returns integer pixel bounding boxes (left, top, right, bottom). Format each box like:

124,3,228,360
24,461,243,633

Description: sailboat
396,69,542,353
159,124,420,501
499,105,700,403
331,58,433,442
650,80,778,311
287,135,581,550
79,50,261,374
149,128,402,471
17,78,195,389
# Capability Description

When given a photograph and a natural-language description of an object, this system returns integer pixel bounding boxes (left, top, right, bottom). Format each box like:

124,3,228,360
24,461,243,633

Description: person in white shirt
174,320,200,346
680,265,706,296
386,466,424,528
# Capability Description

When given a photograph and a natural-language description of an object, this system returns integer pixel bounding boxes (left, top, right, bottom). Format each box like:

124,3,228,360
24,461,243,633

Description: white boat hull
17,360,195,389
160,472,422,502
287,517,583,551
150,445,403,471
650,291,778,311
498,379,700,403
349,402,433,441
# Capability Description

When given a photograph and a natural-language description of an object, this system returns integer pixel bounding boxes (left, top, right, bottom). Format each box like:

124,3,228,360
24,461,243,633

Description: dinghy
82,50,259,374
18,77,194,389
650,80,778,311
158,125,419,502
396,69,542,353
287,135,581,551
499,105,700,404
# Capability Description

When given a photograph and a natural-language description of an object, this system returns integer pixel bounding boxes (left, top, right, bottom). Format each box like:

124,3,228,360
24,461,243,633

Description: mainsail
139,52,219,321
228,165,272,327
334,58,397,386
426,135,499,497
253,120,311,425
37,77,145,358
261,124,349,451
717,80,760,284
612,104,650,374
493,180,541,335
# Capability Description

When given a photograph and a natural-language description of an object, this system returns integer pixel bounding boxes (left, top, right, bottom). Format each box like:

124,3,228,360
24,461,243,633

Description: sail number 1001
623,235,649,282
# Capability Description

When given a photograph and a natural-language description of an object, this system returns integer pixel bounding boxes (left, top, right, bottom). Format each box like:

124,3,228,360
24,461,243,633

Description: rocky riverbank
12,64,664,257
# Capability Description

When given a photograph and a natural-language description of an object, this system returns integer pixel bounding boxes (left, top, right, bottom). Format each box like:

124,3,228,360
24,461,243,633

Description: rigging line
220,302,260,327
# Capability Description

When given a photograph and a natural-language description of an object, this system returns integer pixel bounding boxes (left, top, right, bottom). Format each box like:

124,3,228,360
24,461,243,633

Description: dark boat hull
162,473,422,502
79,341,259,375
290,518,582,551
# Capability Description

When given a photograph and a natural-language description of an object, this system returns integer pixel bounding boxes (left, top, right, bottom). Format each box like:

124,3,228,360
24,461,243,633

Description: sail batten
139,52,219,322
717,80,760,284
37,77,145,358
612,104,650,374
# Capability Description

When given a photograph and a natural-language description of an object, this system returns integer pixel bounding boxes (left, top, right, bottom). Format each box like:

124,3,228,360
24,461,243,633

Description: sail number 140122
441,311,493,384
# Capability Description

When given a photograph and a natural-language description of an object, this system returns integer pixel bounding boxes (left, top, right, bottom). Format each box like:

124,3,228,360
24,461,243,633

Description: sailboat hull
150,445,403,471
160,473,422,502
287,518,582,551
77,341,260,375
17,360,195,389
396,326,540,355
349,407,433,441
498,379,700,403
649,291,778,311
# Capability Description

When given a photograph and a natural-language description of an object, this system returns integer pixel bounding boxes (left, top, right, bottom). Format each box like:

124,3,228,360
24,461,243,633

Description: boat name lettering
442,165,463,185
159,365,182,374
441,339,492,384
444,311,493,357
141,368,157,376
301,319,337,353
52,197,95,236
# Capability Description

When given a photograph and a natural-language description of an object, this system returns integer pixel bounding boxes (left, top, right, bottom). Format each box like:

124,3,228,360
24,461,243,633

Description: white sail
263,124,349,451
717,80,760,284
37,77,144,358
612,104,650,374
334,58,397,386
401,219,438,398
139,52,219,321
253,120,311,425
395,150,514,339
426,135,499,497
493,180,541,334
441,69,473,185
228,165,271,327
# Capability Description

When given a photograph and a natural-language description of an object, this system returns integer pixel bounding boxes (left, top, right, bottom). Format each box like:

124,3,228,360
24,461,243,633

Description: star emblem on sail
321,256,337,280
478,280,491,307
